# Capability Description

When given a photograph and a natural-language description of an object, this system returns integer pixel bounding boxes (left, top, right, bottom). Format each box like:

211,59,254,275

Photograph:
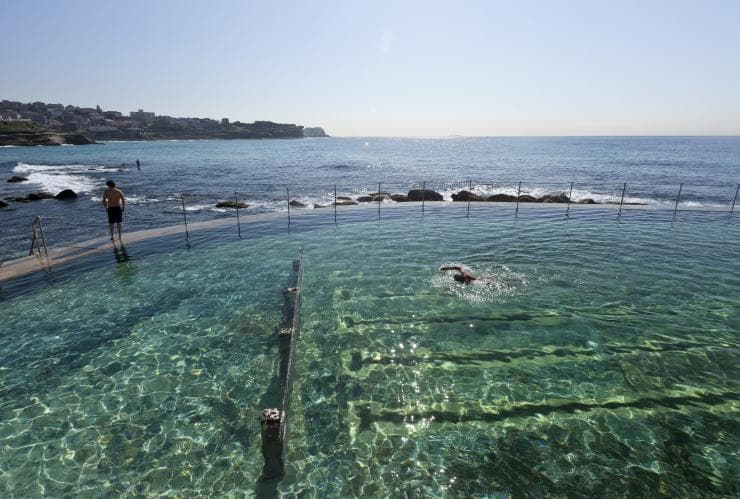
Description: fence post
334,184,337,224
422,181,426,215
287,187,291,226
515,181,522,215
566,181,574,217
730,183,739,217
235,191,242,238
378,182,381,219
673,183,683,216
467,180,472,218
618,182,627,217
181,196,190,242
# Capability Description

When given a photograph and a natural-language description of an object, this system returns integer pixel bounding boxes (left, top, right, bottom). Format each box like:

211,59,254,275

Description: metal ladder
28,216,49,257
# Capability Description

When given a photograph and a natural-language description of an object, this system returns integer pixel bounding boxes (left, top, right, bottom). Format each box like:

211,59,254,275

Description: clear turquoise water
1,205,738,496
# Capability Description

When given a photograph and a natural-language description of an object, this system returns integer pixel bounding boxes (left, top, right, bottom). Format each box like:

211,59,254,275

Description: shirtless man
440,265,481,284
102,180,126,240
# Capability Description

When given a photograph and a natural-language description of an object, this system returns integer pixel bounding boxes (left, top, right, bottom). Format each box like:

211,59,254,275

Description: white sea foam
23,172,98,194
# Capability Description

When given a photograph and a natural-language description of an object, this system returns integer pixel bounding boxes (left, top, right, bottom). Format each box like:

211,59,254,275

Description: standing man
136,159,141,171
102,180,126,241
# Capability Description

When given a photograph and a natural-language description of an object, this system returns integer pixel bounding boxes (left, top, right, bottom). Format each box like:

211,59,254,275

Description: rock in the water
0,200,7,208
313,203,327,209
390,193,409,202
55,189,78,200
7,176,28,183
356,196,372,202
518,194,537,202
27,192,55,201
578,198,596,204
332,200,358,206
487,193,518,202
407,189,443,201
337,196,352,201
13,197,31,203
288,200,306,207
451,190,484,202
215,200,249,209
538,192,570,203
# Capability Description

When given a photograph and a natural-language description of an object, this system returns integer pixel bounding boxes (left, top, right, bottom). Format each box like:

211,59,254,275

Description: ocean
1,136,739,261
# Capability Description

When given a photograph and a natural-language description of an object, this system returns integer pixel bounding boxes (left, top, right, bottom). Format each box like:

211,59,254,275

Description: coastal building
130,109,155,125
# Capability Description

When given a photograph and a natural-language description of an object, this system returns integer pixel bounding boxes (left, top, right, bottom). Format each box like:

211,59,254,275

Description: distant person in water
440,265,479,283
102,180,126,241
136,159,140,171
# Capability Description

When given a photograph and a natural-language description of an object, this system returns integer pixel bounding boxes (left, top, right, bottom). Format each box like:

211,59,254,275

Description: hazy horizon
2,0,740,136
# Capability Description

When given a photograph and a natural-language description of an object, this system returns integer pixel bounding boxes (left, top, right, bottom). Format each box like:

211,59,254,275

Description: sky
2,0,739,136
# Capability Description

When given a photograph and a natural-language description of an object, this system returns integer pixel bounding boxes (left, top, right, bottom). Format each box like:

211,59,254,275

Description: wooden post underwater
235,191,242,238
730,183,739,217
618,182,627,217
515,182,522,215
673,183,683,216
566,182,574,217
181,196,190,242
422,181,426,215
286,187,291,225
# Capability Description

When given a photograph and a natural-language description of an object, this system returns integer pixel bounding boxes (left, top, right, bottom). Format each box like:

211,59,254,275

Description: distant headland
0,100,329,146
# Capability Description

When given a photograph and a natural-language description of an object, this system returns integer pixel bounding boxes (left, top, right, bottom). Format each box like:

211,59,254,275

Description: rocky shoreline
0,131,95,147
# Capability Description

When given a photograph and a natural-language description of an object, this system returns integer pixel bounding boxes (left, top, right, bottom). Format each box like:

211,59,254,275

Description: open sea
0,137,739,497
1,136,739,260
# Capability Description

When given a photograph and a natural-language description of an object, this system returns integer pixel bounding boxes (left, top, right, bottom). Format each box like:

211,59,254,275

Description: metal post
286,187,291,225
422,181,426,215
467,180,472,218
235,191,242,238
377,182,382,218
566,181,574,217
181,196,190,241
37,218,48,257
618,182,627,217
515,181,522,215
673,183,683,216
29,222,38,256
730,183,739,217
334,184,337,224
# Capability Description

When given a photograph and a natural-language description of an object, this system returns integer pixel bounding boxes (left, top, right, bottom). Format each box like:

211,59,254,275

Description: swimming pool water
0,205,738,496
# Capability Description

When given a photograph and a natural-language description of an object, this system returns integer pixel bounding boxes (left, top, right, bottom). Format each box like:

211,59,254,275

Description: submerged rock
332,200,358,206
0,200,7,208
27,192,55,201
356,196,373,202
313,203,328,209
7,176,28,183
288,200,306,207
390,193,409,202
517,194,538,202
337,196,352,201
407,189,443,201
486,193,518,202
55,189,78,200
578,198,597,204
215,200,249,209
451,190,484,202
538,192,570,203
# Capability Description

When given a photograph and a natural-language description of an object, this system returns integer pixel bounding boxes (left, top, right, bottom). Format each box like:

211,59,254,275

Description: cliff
303,127,329,137
0,129,95,146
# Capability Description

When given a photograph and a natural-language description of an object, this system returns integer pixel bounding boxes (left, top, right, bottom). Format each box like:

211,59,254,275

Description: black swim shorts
107,206,123,224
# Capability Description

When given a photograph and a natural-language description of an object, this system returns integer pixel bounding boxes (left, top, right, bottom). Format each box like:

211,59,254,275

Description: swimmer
439,265,485,284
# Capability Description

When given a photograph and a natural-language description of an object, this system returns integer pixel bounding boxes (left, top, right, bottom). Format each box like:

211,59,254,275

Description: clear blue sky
2,0,739,136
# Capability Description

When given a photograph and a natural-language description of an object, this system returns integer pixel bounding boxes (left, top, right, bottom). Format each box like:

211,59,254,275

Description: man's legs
109,223,115,240
117,222,123,240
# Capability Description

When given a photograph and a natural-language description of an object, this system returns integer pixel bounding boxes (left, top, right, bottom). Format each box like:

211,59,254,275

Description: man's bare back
103,187,124,208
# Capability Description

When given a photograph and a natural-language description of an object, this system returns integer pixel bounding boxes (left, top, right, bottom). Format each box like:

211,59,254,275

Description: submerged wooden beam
259,248,303,484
